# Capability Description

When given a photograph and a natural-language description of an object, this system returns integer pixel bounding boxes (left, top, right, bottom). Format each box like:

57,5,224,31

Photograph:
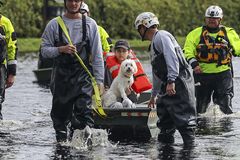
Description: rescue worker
184,5,240,114
134,12,196,145
41,0,104,142
80,2,113,59
104,39,152,107
0,13,17,120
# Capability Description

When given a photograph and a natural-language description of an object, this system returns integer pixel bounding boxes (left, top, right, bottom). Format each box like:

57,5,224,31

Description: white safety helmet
80,2,89,13
134,12,159,30
205,5,223,19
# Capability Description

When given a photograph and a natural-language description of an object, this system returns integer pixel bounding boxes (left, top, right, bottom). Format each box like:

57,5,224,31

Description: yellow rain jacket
0,15,17,75
184,26,240,73
98,25,112,58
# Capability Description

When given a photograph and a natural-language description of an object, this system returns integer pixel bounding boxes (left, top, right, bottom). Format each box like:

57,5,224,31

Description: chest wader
38,46,54,69
152,42,196,145
0,24,7,120
0,65,6,120
195,70,233,114
50,15,94,142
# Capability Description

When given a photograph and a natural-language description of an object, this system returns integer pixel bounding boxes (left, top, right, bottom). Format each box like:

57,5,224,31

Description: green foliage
0,0,43,37
16,37,185,54
1,0,240,39
88,0,240,39
18,38,41,53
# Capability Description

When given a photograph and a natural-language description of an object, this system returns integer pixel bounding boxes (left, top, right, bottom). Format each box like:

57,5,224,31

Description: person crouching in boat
104,39,152,108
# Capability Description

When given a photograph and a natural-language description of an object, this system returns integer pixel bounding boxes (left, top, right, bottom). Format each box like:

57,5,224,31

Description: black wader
50,15,94,142
0,30,7,120
0,65,6,120
156,72,196,145
152,44,196,145
194,69,233,114
50,56,94,142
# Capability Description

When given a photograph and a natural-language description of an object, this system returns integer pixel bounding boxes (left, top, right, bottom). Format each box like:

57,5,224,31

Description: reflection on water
157,144,196,160
0,53,240,159
197,116,233,136
52,145,72,160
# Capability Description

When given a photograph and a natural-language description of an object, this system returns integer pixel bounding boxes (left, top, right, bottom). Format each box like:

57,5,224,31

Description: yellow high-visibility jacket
184,26,240,73
98,25,112,58
0,15,17,75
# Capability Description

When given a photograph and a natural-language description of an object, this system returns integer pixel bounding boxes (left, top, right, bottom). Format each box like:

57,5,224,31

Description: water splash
0,120,24,132
200,104,240,119
200,104,225,118
61,127,116,150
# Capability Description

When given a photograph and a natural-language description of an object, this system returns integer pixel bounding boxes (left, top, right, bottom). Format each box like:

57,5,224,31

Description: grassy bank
18,38,41,54
18,37,185,54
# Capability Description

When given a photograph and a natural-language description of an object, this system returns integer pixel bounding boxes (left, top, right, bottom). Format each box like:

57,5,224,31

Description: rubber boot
179,127,195,147
71,114,86,130
0,103,2,120
158,128,176,144
56,130,67,143
218,95,233,114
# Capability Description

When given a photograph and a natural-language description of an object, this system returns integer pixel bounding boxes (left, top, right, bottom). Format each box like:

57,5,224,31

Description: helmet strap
141,27,148,41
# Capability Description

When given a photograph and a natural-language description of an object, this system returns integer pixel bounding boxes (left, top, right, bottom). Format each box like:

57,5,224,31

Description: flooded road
1,53,240,160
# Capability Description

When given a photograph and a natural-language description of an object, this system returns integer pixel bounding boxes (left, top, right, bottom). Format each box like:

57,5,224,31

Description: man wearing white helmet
41,0,104,143
184,5,240,115
80,2,113,59
135,12,196,146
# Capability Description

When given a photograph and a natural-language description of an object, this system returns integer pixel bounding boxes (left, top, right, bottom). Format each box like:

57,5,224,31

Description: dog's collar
123,74,131,78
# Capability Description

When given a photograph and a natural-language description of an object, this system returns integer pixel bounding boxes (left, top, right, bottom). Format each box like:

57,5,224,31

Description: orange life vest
196,26,231,66
106,51,152,93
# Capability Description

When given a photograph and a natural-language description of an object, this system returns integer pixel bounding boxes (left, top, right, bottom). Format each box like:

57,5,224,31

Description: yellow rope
56,16,106,118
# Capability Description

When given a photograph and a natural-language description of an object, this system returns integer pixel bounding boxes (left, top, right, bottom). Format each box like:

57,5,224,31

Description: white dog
102,59,138,108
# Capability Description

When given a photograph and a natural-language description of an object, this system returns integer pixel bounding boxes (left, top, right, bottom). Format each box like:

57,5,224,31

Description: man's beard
67,9,80,14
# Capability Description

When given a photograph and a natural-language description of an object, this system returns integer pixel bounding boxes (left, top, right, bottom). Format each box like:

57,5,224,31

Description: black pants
157,76,196,145
50,64,94,141
194,70,233,114
0,65,6,120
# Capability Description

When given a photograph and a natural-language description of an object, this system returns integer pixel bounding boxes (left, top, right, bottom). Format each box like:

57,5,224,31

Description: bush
1,0,240,39
0,0,43,37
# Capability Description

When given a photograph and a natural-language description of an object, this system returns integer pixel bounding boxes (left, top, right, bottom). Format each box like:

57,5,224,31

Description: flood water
1,53,240,160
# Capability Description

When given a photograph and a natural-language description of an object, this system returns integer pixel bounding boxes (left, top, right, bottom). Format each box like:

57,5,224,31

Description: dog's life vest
106,51,152,93
196,26,231,66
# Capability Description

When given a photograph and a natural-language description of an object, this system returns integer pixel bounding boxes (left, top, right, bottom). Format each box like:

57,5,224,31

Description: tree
1,0,43,37
1,0,240,38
